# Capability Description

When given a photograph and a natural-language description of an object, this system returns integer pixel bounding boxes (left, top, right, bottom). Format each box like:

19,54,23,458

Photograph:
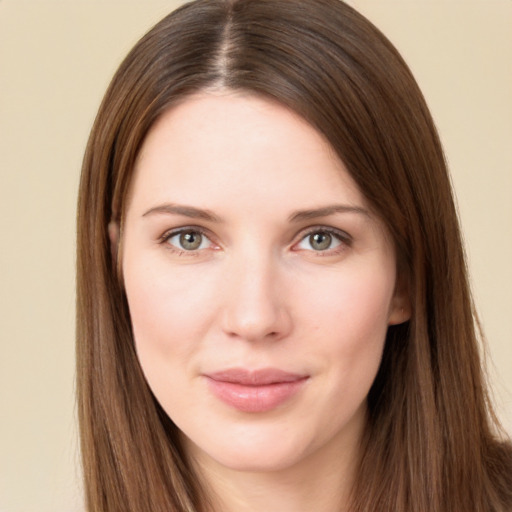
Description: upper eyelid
159,225,212,241
295,225,352,243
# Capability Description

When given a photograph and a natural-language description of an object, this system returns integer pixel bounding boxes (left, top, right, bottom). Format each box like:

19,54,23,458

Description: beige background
0,1,510,511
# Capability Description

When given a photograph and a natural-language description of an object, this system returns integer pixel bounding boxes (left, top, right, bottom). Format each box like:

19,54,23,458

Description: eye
295,228,349,253
164,229,213,251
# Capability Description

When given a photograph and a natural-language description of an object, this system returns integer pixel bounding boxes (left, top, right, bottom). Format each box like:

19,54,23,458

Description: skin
117,91,410,512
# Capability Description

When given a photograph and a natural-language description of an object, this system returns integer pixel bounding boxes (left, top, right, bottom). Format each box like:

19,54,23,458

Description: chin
202,444,309,473
181,420,325,474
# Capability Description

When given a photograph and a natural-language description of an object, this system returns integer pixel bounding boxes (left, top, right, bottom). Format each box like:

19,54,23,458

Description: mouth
203,368,309,413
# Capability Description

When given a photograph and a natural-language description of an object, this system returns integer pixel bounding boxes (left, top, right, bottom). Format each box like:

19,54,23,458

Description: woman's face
120,92,408,474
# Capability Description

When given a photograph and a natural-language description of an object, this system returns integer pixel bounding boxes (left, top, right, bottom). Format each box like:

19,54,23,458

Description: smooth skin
116,91,410,512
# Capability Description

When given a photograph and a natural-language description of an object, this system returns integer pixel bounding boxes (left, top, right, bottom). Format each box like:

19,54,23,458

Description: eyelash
294,227,352,256
159,226,214,256
158,225,352,256
159,226,215,257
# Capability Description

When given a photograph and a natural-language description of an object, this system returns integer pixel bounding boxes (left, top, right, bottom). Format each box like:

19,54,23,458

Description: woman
76,0,512,511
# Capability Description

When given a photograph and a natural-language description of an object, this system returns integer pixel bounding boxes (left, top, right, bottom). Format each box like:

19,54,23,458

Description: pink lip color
204,368,308,413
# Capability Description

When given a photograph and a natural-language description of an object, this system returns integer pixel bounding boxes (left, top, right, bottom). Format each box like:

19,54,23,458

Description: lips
204,368,309,413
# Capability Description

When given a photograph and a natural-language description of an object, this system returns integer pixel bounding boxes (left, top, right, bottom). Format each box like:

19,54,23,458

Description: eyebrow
142,202,369,223
142,203,222,222
288,204,370,222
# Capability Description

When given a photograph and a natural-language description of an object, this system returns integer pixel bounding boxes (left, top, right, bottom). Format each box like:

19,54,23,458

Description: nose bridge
220,243,291,341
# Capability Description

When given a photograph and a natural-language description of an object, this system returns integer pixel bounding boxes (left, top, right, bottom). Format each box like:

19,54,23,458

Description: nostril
226,329,280,340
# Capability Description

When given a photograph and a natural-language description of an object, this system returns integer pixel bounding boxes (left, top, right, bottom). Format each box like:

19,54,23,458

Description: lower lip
205,377,308,413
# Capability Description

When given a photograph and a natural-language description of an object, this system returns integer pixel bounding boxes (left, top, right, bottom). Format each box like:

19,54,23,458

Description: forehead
127,91,368,217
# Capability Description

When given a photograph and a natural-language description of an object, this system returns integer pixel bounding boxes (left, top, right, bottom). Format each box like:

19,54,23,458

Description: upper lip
205,368,308,386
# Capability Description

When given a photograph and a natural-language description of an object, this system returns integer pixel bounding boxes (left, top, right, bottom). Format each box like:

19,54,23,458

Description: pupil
180,231,202,250
310,232,332,250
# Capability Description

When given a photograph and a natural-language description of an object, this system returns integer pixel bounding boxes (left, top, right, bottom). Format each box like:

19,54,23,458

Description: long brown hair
76,1,512,510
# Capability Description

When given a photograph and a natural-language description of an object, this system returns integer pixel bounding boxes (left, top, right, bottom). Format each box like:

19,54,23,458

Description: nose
219,252,292,343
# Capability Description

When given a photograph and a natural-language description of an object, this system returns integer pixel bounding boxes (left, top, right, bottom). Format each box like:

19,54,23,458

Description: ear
387,277,411,326
108,221,120,263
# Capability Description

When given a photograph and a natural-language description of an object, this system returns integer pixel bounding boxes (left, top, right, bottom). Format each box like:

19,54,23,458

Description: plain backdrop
0,1,510,511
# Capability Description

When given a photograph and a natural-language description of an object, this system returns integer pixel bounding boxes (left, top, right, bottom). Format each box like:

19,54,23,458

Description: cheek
298,263,395,387
122,259,220,378
303,263,395,339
